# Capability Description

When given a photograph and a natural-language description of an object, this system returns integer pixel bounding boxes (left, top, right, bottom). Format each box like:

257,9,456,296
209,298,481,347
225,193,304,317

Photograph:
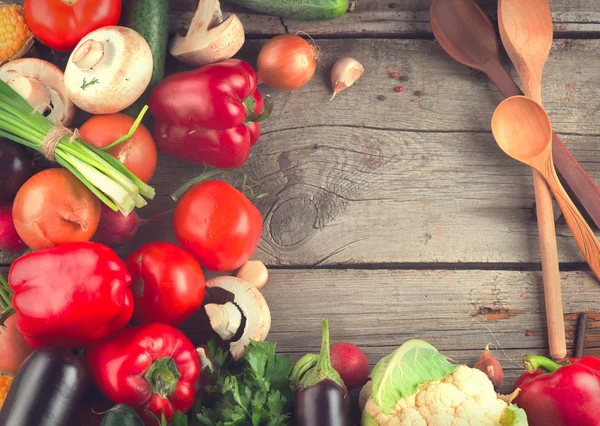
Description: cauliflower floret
363,366,510,426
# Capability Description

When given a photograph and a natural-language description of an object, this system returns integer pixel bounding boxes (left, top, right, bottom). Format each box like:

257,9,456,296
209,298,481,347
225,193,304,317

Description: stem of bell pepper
523,354,562,374
245,95,274,123
145,356,182,398
170,168,223,201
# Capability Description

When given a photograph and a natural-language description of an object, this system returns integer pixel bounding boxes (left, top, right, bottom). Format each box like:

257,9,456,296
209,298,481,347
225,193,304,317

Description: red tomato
126,242,205,326
174,180,263,272
79,113,157,183
24,0,121,52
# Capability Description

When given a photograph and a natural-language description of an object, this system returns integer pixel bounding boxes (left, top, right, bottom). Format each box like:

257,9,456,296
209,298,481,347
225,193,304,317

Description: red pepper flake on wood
395,86,404,93
525,330,531,337
520,293,525,298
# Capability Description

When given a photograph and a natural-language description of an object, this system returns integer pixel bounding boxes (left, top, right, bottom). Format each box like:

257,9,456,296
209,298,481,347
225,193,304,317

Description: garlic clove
331,57,364,100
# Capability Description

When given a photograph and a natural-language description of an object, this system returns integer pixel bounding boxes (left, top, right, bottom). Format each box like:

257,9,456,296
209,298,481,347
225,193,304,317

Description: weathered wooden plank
180,268,600,394
2,41,600,267
121,39,600,267
169,0,600,37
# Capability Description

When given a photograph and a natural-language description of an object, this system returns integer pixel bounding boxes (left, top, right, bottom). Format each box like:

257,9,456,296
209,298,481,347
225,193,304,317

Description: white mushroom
196,347,215,373
204,276,271,360
64,26,153,114
170,0,245,66
0,58,75,126
205,302,242,340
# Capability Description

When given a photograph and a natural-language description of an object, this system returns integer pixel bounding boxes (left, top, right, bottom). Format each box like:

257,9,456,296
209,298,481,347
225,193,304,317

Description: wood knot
269,197,318,247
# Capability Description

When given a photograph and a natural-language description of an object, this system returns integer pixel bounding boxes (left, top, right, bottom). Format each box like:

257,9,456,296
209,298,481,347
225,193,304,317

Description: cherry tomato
174,180,263,272
126,242,205,326
79,113,157,183
24,0,121,52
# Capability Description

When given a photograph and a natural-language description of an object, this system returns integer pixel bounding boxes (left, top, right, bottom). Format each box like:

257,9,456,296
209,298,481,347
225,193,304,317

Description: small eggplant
0,345,88,426
292,319,351,426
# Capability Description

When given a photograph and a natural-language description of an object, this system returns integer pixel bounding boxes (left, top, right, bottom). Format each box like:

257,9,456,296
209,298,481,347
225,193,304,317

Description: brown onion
13,169,101,249
257,34,318,91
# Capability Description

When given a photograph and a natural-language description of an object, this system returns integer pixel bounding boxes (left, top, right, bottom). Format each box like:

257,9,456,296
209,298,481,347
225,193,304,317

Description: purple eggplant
292,319,351,426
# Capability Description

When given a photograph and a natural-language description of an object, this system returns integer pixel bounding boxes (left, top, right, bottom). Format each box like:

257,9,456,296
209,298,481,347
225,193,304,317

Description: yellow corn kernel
0,373,13,411
0,5,31,63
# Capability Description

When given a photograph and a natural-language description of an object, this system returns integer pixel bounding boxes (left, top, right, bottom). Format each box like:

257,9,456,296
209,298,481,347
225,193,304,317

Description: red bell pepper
0,242,132,349
514,354,600,426
149,59,272,169
85,323,200,424
24,0,121,51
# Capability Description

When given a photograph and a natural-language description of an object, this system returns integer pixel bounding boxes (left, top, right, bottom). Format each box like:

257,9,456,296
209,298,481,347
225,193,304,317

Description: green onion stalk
0,80,155,215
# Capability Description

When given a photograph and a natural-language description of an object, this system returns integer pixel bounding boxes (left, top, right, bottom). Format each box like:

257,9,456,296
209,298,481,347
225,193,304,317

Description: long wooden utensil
492,96,600,282
430,0,600,230
498,0,565,361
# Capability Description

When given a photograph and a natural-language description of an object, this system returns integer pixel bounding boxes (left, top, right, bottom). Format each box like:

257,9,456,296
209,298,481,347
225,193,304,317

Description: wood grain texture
2,39,600,266
118,39,600,267
168,0,600,37
179,268,600,394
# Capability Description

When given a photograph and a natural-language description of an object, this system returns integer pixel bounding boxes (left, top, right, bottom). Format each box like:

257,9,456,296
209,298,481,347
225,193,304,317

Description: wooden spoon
492,96,600,282
498,0,566,362
430,0,600,230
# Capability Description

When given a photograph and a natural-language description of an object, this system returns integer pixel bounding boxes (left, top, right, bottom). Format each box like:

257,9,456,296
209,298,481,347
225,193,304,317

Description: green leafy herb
196,340,293,426
371,339,457,414
81,77,100,90
502,404,529,426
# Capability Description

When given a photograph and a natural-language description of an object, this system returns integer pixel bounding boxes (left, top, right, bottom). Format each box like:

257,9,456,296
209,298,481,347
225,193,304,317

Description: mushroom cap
206,276,271,360
170,13,245,67
0,58,76,126
64,26,153,114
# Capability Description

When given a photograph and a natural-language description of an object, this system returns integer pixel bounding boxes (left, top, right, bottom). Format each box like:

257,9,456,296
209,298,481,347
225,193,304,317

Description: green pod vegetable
100,404,144,426
229,0,347,21
120,0,170,118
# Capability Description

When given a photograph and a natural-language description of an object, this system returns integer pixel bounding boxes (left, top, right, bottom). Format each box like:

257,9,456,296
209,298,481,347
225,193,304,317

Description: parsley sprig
196,340,293,426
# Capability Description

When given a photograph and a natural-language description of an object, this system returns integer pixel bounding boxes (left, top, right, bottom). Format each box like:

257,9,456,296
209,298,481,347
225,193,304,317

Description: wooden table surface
8,0,600,394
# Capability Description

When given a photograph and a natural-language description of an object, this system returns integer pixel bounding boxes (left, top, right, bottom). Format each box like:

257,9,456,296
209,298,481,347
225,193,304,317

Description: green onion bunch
0,80,154,215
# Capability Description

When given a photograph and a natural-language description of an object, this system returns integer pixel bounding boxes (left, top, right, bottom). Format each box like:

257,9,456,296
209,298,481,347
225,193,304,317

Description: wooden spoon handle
532,170,566,360
486,62,600,229
543,156,600,280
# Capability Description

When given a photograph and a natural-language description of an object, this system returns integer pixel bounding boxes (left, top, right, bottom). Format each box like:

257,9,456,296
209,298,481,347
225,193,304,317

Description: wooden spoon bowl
430,0,499,71
492,96,551,163
492,96,600,282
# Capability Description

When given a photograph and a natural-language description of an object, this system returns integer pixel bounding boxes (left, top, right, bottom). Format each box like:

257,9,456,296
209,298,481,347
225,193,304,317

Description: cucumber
100,405,144,426
229,0,348,21
120,0,169,117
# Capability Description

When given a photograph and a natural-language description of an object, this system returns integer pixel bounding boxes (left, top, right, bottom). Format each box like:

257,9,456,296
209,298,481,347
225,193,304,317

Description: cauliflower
360,340,528,426
362,366,516,425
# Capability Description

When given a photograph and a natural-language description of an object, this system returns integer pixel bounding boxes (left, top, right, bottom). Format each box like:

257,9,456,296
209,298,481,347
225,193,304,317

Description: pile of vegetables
0,1,567,426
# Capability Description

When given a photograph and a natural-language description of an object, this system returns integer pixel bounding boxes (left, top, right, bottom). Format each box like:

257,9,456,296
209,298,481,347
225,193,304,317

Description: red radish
94,203,174,248
0,205,26,252
330,342,370,389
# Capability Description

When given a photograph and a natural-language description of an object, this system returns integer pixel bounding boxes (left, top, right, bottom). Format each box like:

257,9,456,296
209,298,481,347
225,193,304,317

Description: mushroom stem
205,302,242,341
6,76,51,112
72,39,105,71
189,0,219,36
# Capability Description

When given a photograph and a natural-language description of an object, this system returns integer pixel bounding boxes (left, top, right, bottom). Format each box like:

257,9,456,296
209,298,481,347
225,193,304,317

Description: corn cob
0,373,13,410
0,5,33,65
